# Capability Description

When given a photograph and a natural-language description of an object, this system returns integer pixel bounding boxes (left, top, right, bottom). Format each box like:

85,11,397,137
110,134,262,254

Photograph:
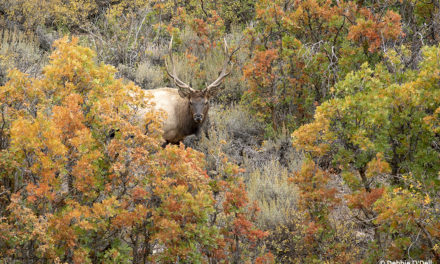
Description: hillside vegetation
0,0,439,263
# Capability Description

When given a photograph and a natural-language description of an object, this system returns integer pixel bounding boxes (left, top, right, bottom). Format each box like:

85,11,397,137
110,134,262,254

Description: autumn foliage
0,37,269,263
243,0,405,135
2,0,440,263
292,45,440,262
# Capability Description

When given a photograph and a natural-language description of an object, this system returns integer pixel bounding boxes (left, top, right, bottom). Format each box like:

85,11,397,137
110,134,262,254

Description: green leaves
292,44,440,261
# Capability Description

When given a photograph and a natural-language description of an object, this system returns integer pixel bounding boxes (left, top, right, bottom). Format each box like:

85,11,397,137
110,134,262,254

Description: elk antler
205,38,240,92
165,36,195,93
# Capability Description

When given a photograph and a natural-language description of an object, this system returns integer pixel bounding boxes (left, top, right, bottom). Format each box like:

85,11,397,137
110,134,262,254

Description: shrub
292,45,440,262
0,36,271,263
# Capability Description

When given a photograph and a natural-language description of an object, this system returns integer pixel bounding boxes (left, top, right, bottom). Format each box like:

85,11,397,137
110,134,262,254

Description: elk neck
178,99,205,137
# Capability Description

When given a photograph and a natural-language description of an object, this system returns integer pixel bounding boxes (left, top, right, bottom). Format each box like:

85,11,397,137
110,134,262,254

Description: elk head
165,37,239,124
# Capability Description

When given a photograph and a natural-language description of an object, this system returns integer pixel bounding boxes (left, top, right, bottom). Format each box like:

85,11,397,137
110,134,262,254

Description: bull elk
139,37,239,144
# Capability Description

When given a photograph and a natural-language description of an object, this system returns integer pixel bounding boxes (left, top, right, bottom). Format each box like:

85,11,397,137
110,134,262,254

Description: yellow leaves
424,194,431,205
10,116,67,170
292,121,330,156
423,106,440,132
291,103,334,157
384,48,405,72
1,31,247,263
10,117,39,150
434,244,440,253
373,186,440,258
350,129,374,151
374,186,427,230
53,93,86,140
42,37,115,101
68,129,95,154
366,153,391,178
73,247,90,264
72,157,96,193
1,70,31,100
92,197,120,219
341,171,360,189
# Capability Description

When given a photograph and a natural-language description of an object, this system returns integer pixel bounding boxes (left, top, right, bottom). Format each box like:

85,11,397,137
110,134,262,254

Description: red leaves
255,252,275,264
1,37,242,262
290,159,340,215
348,9,404,52
304,221,320,244
223,181,249,214
346,187,385,210
53,94,85,141
243,49,278,88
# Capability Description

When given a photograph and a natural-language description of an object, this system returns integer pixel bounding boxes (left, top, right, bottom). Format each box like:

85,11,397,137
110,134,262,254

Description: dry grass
0,27,45,84
246,159,299,228
135,60,164,89
243,131,303,228
192,104,302,229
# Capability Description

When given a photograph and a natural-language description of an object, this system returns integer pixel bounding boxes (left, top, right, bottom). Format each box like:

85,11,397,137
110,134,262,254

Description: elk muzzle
193,113,203,123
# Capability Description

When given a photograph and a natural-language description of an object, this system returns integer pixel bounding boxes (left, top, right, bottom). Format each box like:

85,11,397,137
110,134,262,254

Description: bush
292,45,440,262
0,37,271,263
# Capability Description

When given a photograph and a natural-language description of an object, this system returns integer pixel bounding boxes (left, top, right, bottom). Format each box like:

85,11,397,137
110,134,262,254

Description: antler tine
224,37,228,55
165,36,193,90
206,39,240,90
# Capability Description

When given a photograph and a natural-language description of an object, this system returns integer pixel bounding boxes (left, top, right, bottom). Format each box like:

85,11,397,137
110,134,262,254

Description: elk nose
194,114,203,122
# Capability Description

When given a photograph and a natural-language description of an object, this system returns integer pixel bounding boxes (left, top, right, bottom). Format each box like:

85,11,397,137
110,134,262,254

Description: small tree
292,45,440,262
0,37,271,263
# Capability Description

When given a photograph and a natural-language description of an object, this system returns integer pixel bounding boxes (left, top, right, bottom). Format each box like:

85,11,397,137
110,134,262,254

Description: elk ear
178,87,192,98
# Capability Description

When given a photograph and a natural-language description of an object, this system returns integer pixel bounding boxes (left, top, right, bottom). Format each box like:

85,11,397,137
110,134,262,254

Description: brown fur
144,37,235,144
141,88,210,144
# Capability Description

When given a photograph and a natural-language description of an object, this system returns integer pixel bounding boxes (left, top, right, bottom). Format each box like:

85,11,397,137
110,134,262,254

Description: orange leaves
52,94,85,141
223,180,249,214
382,10,404,40
232,214,255,237
72,156,96,193
255,252,275,264
242,48,281,128
192,18,209,39
287,0,342,30
346,187,384,210
0,30,273,263
366,153,391,178
0,37,161,261
132,186,148,201
218,177,270,261
243,49,278,88
42,36,117,102
0,69,41,118
154,144,207,186
290,158,339,215
304,221,321,243
10,116,67,196
348,9,404,52
255,0,285,31
291,102,335,157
